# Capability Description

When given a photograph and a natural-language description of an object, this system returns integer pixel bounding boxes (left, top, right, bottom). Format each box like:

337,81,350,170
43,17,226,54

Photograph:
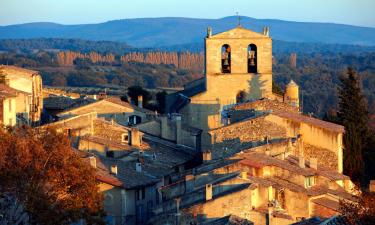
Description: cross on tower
236,12,241,27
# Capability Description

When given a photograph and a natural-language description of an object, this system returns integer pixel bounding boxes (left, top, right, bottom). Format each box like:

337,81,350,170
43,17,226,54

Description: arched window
236,91,246,103
248,44,257,73
221,44,231,73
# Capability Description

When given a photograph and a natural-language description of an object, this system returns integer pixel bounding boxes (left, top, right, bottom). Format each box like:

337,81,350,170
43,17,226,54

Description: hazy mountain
1,16,375,47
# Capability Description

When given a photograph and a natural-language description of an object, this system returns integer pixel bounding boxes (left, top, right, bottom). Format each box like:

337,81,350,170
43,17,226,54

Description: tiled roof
240,152,316,177
312,197,340,211
43,96,96,110
80,135,133,151
202,215,254,225
231,98,299,114
286,155,349,181
290,217,325,225
226,98,344,133
95,155,160,189
272,211,293,220
57,97,153,116
166,78,206,113
0,84,18,98
104,97,153,114
0,65,39,77
182,124,202,135
272,111,344,133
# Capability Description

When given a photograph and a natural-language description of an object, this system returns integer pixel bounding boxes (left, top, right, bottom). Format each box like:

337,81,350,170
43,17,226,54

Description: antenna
236,12,241,27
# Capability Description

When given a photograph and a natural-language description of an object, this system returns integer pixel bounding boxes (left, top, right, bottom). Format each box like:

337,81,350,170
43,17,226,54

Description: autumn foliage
340,190,375,225
0,127,104,225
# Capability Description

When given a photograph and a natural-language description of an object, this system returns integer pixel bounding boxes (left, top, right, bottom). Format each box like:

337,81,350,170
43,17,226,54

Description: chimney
205,184,213,201
89,156,96,168
263,26,270,37
111,165,118,175
137,95,143,108
160,116,168,139
299,155,305,168
207,26,212,38
175,114,182,145
136,162,142,172
185,174,195,192
310,158,318,170
241,171,248,180
130,128,141,147
202,151,212,162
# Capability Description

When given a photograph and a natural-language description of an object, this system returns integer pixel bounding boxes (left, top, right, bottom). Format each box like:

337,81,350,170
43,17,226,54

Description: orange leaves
0,127,104,225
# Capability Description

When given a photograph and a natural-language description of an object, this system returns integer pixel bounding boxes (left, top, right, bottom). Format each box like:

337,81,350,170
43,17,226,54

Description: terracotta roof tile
272,111,344,133
0,84,18,98
0,65,39,77
312,197,340,211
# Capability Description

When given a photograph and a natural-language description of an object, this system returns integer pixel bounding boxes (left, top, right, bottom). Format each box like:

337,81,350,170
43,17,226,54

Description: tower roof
209,26,269,39
287,80,298,87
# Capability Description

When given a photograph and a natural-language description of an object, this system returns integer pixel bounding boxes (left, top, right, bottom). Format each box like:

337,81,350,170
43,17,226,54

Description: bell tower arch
203,26,273,105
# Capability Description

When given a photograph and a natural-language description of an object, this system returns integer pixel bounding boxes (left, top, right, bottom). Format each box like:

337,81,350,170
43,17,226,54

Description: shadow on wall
184,102,221,149
247,75,267,101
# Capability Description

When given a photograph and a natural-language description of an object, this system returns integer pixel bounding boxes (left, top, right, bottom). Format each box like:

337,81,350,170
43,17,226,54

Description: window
121,133,129,143
248,44,257,73
128,115,142,125
106,151,114,158
221,44,231,73
305,176,315,188
136,187,146,201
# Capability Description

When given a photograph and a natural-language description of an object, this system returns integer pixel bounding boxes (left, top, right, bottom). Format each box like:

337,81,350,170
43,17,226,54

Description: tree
272,80,284,96
340,190,375,225
156,91,167,114
337,67,369,183
0,127,105,225
127,85,152,107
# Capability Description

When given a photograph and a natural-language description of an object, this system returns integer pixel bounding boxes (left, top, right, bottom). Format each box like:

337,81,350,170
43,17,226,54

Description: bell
250,58,255,66
223,59,229,66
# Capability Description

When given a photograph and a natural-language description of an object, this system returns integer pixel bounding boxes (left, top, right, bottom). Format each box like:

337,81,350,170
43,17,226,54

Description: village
0,25,369,225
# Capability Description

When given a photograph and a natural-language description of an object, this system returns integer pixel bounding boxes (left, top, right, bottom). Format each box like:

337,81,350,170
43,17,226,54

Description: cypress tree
337,67,369,183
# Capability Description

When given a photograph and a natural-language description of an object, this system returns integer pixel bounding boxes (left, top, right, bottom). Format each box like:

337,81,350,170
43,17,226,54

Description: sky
0,0,375,27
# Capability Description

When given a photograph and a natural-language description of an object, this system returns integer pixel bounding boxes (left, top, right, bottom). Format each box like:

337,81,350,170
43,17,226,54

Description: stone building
56,97,152,126
0,65,43,125
154,25,356,224
39,25,356,225
41,112,196,225
167,26,273,149
0,84,17,126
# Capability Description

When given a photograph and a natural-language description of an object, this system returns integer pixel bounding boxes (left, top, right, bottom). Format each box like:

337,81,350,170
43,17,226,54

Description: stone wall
302,143,338,171
137,120,161,137
93,119,128,142
205,28,272,75
209,115,287,159
185,182,253,223
231,99,299,114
